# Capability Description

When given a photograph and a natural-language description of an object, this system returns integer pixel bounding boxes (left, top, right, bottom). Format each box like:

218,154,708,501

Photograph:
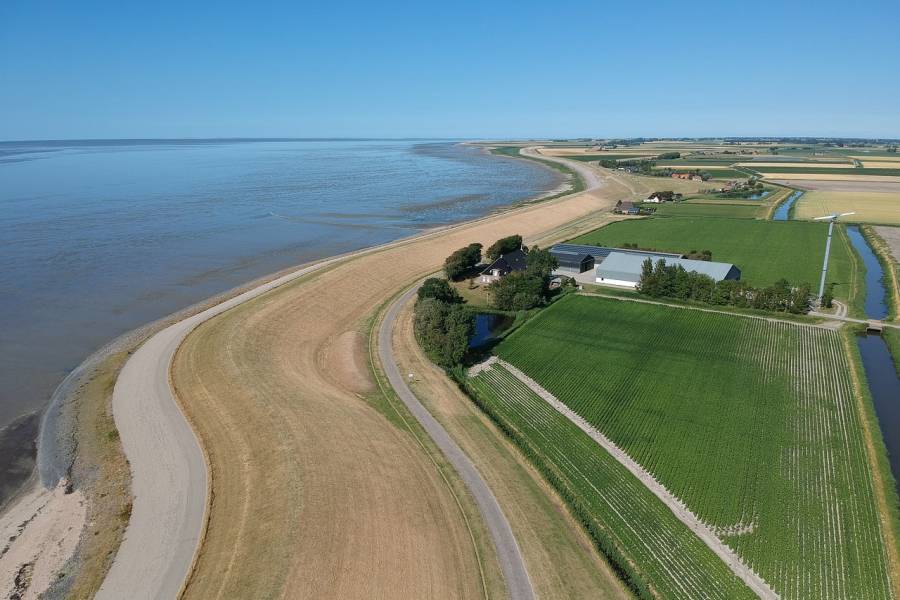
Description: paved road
492,358,777,600
99,257,347,599
98,146,598,599
378,285,535,600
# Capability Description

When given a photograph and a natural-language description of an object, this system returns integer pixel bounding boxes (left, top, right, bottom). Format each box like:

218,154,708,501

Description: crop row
468,366,754,599
493,295,891,599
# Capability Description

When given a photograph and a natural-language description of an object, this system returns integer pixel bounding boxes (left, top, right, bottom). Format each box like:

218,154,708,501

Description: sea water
0,138,562,503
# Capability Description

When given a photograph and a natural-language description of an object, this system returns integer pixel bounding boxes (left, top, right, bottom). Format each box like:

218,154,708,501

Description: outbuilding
595,252,741,288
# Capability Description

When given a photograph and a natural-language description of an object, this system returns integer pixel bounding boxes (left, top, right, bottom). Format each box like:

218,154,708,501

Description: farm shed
480,248,527,283
596,252,741,288
550,244,681,275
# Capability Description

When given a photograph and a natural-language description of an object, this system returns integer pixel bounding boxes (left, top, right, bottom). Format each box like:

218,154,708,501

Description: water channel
845,226,900,495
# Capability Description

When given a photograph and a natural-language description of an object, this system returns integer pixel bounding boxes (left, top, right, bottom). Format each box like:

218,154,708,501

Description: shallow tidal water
0,138,562,505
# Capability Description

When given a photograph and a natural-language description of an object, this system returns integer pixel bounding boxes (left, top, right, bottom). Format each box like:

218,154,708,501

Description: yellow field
851,155,900,162
652,164,734,170
737,162,853,169
862,161,900,168
760,172,900,183
794,191,900,224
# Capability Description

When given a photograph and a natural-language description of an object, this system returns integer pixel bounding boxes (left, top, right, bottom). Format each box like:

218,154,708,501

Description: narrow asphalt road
98,257,346,599
378,285,535,600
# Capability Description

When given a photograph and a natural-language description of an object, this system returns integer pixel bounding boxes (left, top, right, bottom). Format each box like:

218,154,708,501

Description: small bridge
867,320,885,333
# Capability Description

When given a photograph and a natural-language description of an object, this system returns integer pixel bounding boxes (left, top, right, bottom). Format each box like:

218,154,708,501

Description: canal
846,226,900,495
772,190,804,221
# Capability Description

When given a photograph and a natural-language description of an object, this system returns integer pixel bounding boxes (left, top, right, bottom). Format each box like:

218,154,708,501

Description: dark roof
481,248,527,274
550,244,682,261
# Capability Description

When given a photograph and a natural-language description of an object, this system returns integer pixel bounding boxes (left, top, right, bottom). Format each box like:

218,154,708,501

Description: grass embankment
490,146,586,198
390,298,630,600
51,351,132,599
569,215,863,314
487,294,894,599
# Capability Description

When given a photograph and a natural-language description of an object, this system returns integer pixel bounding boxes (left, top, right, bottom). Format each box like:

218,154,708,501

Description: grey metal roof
550,244,682,261
596,251,740,283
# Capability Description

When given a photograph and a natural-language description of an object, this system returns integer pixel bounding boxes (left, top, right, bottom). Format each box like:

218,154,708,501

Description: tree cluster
414,278,474,367
444,243,482,280
637,259,810,314
485,234,523,260
656,152,681,160
487,246,558,311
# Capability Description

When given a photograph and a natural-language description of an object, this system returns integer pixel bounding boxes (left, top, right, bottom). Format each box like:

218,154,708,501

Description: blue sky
2,1,899,140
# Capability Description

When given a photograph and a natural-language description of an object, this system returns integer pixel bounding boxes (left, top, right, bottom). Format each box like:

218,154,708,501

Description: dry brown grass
171,182,618,598
389,300,630,600
794,190,900,224
736,162,853,168
761,172,900,182
57,351,133,599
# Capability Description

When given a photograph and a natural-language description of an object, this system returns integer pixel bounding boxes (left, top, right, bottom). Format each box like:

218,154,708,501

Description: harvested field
851,155,900,162
737,162,853,169
489,295,896,599
169,170,622,598
863,161,900,169
767,179,900,193
874,225,900,265
759,172,900,182
794,191,900,225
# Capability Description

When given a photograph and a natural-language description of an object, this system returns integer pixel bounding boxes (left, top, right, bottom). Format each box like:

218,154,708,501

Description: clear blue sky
2,0,898,140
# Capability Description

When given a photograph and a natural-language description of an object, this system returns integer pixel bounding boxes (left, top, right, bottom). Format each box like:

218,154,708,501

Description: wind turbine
813,212,856,305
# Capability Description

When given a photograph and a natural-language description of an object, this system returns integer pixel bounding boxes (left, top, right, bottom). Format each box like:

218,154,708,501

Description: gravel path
379,286,535,600
492,358,778,600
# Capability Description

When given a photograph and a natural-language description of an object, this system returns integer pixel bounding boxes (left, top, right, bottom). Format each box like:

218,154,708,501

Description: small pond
469,313,515,348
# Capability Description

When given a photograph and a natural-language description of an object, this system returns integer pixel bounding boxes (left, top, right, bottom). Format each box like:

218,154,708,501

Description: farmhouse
615,201,639,215
595,251,741,288
549,244,681,274
479,248,527,283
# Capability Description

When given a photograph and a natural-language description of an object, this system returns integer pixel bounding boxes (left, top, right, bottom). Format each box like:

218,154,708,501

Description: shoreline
0,145,584,598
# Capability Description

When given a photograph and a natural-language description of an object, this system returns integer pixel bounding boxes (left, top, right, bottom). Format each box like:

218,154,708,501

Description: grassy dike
842,327,900,594
489,146,586,199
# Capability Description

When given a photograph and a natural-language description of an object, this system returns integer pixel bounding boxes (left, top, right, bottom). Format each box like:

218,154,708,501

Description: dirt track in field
170,155,622,598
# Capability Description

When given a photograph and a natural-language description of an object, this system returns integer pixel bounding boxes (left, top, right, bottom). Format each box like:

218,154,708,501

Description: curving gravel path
378,285,535,600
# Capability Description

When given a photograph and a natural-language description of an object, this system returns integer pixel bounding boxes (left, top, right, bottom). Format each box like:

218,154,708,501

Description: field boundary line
578,291,839,330
489,358,778,600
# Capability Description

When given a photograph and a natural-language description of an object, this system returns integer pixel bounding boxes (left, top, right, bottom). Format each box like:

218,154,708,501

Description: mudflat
170,168,618,598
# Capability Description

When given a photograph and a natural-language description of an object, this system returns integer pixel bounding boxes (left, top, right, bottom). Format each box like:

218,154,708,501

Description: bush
444,243,482,280
488,272,545,311
485,235,522,261
418,278,462,304
413,298,475,367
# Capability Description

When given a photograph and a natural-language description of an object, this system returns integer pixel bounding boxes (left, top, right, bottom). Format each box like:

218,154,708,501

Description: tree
413,298,474,367
418,278,462,304
525,246,558,279
444,243,482,280
488,272,544,311
485,235,522,260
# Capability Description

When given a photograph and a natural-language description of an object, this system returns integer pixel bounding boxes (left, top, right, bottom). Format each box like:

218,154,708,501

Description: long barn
549,244,681,274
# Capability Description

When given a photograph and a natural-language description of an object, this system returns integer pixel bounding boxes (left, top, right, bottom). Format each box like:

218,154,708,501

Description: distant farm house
615,201,639,215
479,248,527,283
671,172,704,181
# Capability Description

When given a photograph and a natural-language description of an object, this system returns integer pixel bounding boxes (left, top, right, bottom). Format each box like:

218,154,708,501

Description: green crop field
468,364,755,599
651,203,762,219
568,216,861,310
486,295,894,599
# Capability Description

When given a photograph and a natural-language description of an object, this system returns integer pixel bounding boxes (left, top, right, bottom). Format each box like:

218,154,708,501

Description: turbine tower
813,211,856,305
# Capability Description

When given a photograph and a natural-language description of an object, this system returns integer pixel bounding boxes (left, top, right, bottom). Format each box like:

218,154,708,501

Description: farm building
615,201,639,215
480,248,527,283
549,244,681,274
595,252,740,288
